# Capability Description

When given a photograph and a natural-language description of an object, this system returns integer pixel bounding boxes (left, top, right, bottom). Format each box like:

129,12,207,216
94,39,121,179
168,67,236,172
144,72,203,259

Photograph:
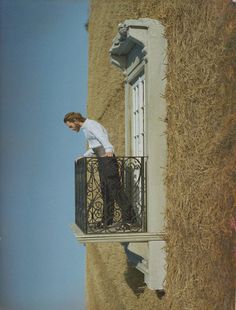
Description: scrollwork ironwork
75,157,147,234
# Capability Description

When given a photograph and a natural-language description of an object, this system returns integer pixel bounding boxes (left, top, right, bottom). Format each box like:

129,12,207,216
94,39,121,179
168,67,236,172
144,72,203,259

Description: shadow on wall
122,243,166,300
122,243,146,297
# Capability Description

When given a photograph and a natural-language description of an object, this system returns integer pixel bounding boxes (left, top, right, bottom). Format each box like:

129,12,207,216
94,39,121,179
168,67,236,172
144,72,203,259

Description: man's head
64,112,86,132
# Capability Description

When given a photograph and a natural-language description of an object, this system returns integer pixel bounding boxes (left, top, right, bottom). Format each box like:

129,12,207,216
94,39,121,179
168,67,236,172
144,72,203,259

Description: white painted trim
125,60,145,84
110,18,167,290
70,224,163,243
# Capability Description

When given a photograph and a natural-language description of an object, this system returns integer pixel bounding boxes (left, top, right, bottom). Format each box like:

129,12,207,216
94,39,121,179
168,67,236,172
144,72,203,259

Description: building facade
81,1,236,309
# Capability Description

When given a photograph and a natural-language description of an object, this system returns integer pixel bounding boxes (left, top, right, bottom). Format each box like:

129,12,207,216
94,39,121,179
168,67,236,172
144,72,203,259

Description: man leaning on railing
64,112,133,229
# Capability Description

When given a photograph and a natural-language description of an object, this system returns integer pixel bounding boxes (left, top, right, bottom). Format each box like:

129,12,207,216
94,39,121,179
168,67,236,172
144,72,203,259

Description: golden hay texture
86,0,236,309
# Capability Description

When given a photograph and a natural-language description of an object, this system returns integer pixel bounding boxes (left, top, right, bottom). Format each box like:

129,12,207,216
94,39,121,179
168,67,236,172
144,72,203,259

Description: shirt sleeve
83,148,95,157
89,122,114,153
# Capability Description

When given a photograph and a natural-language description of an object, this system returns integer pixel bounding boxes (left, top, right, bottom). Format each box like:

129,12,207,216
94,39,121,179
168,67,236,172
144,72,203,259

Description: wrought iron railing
75,156,147,234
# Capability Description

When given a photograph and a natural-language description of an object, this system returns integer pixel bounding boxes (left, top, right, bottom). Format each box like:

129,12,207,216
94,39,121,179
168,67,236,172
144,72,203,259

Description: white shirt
81,119,114,157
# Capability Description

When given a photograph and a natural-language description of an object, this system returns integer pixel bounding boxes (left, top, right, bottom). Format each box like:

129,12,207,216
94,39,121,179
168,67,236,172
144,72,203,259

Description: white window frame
110,18,167,290
131,74,145,157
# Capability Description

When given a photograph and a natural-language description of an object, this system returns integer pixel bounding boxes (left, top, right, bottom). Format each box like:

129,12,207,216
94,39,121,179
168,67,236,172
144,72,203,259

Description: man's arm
83,148,95,157
75,148,94,162
89,122,114,156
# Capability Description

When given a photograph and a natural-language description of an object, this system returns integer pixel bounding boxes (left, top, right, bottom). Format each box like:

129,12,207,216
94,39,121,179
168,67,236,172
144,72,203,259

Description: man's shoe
121,223,132,230
95,221,113,229
95,222,104,229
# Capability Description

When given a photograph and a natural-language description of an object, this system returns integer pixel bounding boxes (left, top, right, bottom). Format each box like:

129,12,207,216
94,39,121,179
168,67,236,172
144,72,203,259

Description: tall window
132,74,145,156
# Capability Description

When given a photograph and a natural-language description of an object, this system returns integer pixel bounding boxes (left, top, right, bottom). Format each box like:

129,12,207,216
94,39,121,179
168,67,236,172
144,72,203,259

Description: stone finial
117,23,128,40
111,23,128,48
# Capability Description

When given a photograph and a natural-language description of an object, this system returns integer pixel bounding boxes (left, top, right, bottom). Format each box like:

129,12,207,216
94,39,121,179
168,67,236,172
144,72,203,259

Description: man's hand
75,155,83,162
105,152,113,157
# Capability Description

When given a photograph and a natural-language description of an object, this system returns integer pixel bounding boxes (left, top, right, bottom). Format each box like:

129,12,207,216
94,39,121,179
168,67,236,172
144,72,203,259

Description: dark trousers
97,156,132,225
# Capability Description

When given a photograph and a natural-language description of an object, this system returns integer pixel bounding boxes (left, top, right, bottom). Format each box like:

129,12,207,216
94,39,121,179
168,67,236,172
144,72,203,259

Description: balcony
71,156,161,243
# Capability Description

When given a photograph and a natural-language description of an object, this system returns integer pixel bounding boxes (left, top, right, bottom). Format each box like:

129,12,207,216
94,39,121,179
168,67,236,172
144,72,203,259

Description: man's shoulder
87,119,101,127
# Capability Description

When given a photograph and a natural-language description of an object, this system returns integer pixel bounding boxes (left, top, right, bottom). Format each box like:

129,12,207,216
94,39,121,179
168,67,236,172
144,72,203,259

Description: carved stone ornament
117,23,128,40
109,18,160,72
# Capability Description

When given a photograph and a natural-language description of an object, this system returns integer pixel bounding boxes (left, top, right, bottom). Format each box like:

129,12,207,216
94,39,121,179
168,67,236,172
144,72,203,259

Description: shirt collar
81,118,88,129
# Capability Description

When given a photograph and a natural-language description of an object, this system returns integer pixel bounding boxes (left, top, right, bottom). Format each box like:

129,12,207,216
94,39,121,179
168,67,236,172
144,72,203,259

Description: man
64,112,132,229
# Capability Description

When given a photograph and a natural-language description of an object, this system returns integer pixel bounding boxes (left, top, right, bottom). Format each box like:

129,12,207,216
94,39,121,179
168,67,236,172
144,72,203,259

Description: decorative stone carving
117,23,128,40
109,18,161,72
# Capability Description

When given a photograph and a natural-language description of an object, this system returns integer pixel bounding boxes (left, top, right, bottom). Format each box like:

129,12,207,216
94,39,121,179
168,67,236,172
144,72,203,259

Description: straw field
86,1,236,309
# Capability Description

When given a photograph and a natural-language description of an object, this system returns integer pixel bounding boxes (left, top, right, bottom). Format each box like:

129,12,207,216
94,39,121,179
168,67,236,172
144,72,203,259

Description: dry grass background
86,0,236,309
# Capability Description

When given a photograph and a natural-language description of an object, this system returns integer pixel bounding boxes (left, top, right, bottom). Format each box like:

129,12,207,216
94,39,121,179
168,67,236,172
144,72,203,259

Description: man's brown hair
63,112,86,123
